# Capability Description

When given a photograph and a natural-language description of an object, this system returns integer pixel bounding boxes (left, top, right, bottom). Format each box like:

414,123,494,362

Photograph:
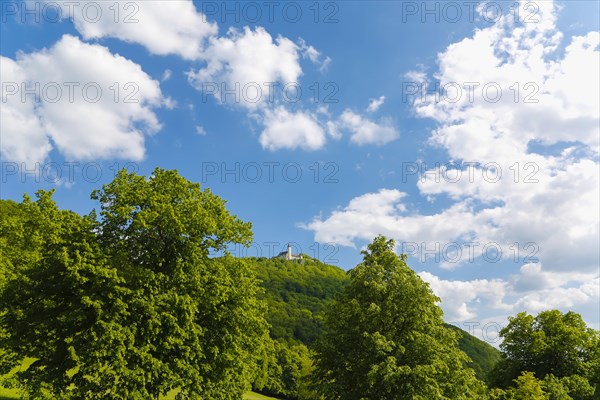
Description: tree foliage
313,236,485,399
0,169,268,399
490,310,600,397
488,371,597,400
253,338,319,400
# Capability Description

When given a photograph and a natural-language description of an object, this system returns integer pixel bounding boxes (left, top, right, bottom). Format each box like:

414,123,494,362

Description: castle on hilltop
274,243,303,261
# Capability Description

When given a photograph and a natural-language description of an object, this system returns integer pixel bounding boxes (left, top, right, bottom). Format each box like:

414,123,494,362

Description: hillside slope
446,324,502,382
247,255,349,345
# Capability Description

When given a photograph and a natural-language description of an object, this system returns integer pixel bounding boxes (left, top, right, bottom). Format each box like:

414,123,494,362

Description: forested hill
446,323,502,382
246,255,348,345
247,255,501,381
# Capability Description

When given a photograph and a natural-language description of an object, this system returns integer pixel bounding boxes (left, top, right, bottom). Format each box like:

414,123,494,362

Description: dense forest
1,169,598,399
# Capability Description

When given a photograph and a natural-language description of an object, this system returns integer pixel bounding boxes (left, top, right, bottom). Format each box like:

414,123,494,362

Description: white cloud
187,26,303,110
337,109,399,146
326,120,342,140
419,268,599,334
0,58,51,165
404,69,427,84
514,278,600,313
259,106,326,151
298,38,332,72
0,35,165,164
195,125,207,136
184,26,331,149
44,0,217,60
510,263,596,293
412,6,598,157
302,154,599,271
408,0,599,273
300,189,408,247
366,95,385,113
419,271,509,321
161,69,172,82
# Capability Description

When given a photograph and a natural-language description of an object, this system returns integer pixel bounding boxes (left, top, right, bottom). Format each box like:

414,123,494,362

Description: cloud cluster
1,35,165,164
46,0,218,59
303,0,599,326
2,1,402,155
186,26,394,151
419,264,599,327
187,26,303,110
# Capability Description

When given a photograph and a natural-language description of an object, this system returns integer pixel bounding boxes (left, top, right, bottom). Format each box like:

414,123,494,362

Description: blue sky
1,0,599,341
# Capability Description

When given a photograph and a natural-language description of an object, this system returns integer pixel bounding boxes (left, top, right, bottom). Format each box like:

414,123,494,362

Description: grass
0,357,278,399
1,384,277,400
0,390,276,400
0,388,19,400
242,392,279,400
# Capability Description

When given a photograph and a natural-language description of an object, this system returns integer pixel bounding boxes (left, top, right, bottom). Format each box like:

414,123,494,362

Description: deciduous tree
0,169,268,399
313,236,485,399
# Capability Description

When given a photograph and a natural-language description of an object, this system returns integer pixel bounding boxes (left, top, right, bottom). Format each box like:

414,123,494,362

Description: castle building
274,243,303,261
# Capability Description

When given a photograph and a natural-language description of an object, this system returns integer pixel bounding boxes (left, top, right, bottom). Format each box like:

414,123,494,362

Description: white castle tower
274,243,303,261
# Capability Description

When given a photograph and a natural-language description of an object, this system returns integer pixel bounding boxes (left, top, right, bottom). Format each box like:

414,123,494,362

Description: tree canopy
491,310,600,388
0,169,268,399
490,310,600,399
313,235,485,399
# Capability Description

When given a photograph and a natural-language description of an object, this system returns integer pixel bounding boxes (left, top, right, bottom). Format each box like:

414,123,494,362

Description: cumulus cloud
187,26,303,110
0,35,165,164
302,188,501,255
419,267,598,336
0,58,51,165
513,278,600,313
336,109,399,145
30,1,333,151
42,0,217,59
419,272,510,321
306,0,599,269
259,106,327,151
184,25,332,150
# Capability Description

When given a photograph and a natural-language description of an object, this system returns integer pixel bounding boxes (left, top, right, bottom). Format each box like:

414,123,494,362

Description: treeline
247,255,503,397
0,169,598,399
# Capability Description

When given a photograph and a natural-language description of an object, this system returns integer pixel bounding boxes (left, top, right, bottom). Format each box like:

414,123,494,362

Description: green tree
0,198,44,288
512,372,547,400
543,374,573,400
489,372,550,400
253,338,320,400
0,191,124,398
491,310,600,395
558,375,596,400
313,236,485,399
0,169,268,399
